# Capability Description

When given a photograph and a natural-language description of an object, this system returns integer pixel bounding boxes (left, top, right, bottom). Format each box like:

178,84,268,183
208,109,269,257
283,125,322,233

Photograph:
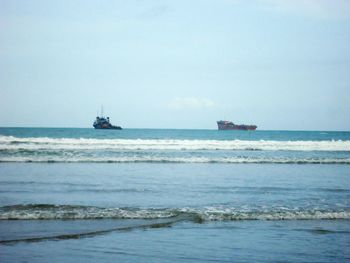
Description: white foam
0,205,176,220
180,207,350,221
1,205,349,221
1,135,350,151
1,156,350,164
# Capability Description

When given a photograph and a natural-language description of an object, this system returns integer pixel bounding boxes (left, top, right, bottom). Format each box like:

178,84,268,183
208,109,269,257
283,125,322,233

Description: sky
1,0,350,130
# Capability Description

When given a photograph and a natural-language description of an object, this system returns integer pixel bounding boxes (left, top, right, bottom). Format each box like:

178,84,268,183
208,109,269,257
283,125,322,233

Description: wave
1,156,350,164
1,135,350,151
0,205,175,220
0,218,177,244
1,204,349,221
1,135,349,163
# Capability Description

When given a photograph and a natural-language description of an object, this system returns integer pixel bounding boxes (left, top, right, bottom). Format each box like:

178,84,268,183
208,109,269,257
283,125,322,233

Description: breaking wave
1,156,350,164
1,135,350,151
1,135,349,164
1,204,349,221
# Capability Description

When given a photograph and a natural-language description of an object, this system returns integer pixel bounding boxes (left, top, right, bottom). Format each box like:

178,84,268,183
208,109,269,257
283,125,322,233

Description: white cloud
167,97,215,110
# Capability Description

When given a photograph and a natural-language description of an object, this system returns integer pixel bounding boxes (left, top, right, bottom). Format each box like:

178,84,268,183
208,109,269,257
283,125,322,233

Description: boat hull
217,121,257,131
94,126,122,130
93,124,122,130
93,116,122,130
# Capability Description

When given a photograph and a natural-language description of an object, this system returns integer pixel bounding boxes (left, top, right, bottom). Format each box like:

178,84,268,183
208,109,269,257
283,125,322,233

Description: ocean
0,128,349,262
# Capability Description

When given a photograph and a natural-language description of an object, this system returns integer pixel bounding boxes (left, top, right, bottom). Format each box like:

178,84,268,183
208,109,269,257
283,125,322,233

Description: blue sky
1,0,350,130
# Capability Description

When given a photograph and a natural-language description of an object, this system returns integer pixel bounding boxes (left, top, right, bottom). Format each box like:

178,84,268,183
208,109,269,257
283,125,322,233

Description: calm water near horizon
0,128,349,262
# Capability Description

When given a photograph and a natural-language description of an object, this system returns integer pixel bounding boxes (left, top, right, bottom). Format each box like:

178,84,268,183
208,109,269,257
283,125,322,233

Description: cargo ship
93,116,122,129
217,120,257,131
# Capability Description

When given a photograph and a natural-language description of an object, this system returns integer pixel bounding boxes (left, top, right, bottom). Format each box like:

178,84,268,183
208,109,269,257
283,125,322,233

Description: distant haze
1,0,350,130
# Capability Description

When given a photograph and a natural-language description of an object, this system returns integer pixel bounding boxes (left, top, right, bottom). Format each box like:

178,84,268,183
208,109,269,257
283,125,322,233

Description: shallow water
1,219,350,263
0,163,349,262
0,128,349,262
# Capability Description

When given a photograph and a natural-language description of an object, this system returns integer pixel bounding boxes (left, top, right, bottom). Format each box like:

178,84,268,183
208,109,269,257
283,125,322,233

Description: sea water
0,128,349,262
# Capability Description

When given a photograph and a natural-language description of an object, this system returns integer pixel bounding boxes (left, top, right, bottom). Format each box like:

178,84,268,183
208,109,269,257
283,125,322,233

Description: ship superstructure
93,107,122,129
93,116,122,129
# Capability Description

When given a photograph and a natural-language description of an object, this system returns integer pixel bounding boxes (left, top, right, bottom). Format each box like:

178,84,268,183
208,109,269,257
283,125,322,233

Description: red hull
217,121,257,131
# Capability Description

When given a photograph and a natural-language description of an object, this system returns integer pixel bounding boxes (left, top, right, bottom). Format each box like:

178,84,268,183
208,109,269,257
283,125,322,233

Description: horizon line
0,126,349,132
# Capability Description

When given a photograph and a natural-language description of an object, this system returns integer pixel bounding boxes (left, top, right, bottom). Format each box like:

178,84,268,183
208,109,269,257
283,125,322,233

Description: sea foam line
0,204,349,221
1,136,350,151
1,156,350,164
